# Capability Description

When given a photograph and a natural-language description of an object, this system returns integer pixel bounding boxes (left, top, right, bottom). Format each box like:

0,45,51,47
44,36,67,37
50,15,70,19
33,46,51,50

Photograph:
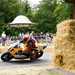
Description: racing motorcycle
1,40,47,62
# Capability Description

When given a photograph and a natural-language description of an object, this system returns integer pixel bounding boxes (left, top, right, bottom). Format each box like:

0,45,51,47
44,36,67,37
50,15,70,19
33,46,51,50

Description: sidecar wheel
1,52,13,62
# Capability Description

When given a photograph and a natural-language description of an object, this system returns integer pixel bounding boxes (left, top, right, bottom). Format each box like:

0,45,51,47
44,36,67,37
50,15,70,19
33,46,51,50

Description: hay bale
52,20,75,70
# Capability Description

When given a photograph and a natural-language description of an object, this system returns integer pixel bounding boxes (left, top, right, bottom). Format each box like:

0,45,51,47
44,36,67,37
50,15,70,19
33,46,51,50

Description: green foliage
0,0,32,36
0,0,72,35
19,0,32,19
53,2,72,23
0,0,20,23
33,0,72,33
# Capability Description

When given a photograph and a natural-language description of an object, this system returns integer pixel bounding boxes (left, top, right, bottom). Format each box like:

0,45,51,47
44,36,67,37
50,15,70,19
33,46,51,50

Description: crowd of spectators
0,31,53,46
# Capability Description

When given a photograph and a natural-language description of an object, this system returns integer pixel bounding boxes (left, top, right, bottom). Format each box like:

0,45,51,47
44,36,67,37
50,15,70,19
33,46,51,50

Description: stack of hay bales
53,20,75,70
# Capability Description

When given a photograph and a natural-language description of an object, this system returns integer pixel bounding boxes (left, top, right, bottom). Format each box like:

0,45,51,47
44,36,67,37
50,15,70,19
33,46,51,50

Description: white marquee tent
9,15,32,27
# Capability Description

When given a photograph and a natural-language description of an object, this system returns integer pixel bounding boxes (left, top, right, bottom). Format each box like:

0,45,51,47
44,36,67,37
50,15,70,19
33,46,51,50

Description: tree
33,0,58,33
53,1,72,23
33,0,72,33
18,0,32,20
0,0,33,35
0,0,21,24
64,0,75,19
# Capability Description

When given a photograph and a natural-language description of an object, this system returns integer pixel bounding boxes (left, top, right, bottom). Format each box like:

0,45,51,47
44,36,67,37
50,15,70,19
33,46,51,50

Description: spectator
1,31,6,46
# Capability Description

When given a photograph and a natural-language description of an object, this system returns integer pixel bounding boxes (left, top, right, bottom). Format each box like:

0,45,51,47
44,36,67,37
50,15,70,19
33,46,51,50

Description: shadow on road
7,59,49,65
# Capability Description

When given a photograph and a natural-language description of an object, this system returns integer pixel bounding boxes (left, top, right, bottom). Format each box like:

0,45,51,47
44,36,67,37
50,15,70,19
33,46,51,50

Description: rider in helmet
22,33,37,56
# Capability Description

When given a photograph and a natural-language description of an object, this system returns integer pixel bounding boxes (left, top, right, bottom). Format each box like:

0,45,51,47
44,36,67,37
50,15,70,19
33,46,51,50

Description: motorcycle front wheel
1,52,13,62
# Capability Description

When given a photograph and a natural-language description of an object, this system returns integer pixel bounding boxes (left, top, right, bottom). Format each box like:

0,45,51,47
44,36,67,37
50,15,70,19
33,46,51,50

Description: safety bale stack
52,20,75,70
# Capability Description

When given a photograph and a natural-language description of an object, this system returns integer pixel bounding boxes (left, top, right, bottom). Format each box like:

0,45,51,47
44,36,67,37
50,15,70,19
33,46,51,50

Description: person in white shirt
1,31,6,46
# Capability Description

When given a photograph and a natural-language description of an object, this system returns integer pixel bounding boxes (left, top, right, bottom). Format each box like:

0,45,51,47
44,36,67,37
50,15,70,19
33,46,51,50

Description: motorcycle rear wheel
30,50,43,61
30,50,38,61
36,50,43,58
1,52,13,62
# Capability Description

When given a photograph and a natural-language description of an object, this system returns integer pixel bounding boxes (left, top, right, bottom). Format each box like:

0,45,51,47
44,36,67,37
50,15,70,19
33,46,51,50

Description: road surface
0,51,54,75
0,48,75,75
0,51,52,69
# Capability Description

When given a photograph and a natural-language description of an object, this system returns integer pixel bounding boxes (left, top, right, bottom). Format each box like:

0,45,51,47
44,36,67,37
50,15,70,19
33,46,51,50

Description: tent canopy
9,15,32,27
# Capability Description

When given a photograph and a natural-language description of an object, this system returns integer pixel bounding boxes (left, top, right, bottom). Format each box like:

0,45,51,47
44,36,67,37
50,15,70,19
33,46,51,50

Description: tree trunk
70,5,75,19
65,0,75,19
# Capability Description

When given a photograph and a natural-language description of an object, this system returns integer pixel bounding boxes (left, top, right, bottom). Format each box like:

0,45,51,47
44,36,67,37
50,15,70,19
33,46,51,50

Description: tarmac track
0,52,51,69
0,49,75,75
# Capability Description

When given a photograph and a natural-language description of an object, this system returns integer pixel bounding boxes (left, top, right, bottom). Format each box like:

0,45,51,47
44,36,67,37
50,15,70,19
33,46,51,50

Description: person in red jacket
22,33,37,57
